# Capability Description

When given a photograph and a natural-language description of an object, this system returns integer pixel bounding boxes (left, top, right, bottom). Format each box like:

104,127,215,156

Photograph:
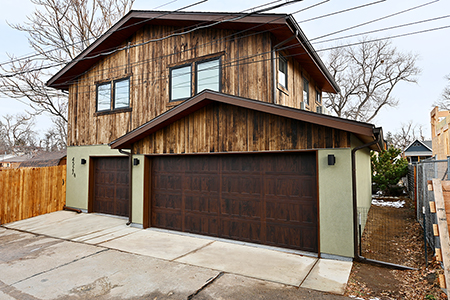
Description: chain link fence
414,158,449,250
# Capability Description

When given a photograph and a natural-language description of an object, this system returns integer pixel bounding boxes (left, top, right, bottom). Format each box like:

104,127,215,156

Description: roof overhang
110,90,382,151
46,10,338,93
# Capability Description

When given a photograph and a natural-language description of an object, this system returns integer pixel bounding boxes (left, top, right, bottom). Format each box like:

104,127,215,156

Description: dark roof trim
403,139,433,152
285,15,340,93
46,10,338,93
110,90,379,150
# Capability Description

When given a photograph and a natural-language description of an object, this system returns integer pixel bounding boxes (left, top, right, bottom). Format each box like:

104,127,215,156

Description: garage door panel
155,174,183,190
185,195,219,214
221,219,262,243
151,153,318,252
153,193,182,210
154,210,182,231
185,213,219,236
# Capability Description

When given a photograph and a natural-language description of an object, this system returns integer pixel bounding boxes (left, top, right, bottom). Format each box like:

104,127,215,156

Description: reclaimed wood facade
132,102,350,154
68,25,323,147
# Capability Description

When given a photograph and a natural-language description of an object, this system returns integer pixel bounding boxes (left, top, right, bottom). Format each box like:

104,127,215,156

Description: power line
44,23,450,95
310,0,439,41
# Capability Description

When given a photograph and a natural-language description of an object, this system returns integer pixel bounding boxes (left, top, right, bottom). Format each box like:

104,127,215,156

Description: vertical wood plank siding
0,165,66,225
68,25,323,146
132,103,350,154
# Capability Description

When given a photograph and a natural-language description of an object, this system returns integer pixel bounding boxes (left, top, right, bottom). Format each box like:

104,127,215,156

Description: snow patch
371,199,405,208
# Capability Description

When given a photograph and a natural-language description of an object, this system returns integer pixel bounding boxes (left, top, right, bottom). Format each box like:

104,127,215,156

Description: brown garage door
151,152,318,252
92,157,129,217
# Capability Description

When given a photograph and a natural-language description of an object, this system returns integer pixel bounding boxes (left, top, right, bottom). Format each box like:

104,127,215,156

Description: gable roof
109,90,383,151
403,139,433,155
46,10,339,93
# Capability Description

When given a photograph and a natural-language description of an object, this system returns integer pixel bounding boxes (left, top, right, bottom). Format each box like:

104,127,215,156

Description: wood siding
133,102,350,154
0,166,66,225
68,25,324,147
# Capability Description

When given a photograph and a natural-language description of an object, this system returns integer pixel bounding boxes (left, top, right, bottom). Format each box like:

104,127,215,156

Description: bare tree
433,74,450,110
387,120,425,150
0,0,135,123
324,38,421,123
0,113,38,155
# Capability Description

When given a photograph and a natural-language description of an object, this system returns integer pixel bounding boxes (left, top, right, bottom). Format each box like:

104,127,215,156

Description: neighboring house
19,150,67,168
0,154,29,169
431,106,450,160
403,140,433,164
47,11,384,259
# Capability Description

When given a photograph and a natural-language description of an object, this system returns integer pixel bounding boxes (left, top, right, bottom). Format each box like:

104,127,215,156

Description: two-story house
47,11,384,260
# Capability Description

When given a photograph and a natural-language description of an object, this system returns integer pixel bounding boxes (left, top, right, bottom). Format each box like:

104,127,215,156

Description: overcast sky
1,0,449,140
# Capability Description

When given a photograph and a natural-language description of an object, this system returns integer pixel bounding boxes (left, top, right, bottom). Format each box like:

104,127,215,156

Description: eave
46,10,338,93
110,90,382,151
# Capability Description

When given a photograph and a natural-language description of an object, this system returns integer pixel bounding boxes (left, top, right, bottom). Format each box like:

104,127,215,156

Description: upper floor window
303,77,309,105
196,58,220,93
170,64,192,101
316,89,321,104
96,77,130,112
278,55,287,88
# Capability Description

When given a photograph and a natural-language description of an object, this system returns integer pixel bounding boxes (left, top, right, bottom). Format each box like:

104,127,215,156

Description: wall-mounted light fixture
328,154,336,166
133,158,140,166
81,158,87,165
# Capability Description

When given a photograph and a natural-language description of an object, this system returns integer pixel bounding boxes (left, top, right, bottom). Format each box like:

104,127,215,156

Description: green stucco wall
66,145,144,225
317,148,354,258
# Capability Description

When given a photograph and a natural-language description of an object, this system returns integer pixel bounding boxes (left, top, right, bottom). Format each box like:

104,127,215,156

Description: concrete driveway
0,211,353,300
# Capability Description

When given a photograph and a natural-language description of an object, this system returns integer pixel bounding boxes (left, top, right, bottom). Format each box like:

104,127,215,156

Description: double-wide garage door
151,152,318,252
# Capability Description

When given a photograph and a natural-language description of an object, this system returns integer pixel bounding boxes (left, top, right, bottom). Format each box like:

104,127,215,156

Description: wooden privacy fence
0,165,66,225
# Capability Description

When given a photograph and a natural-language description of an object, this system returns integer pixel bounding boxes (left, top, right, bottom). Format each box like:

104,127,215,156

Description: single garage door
151,152,318,252
92,157,129,217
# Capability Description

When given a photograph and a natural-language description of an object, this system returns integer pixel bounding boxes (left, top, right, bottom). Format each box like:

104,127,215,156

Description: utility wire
310,0,439,41
38,23,450,95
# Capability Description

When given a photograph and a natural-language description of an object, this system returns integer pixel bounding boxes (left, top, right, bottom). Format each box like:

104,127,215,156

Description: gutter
351,128,415,270
119,149,133,226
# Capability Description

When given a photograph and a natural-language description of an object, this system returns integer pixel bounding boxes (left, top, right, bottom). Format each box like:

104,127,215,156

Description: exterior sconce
133,158,140,166
81,158,87,165
328,154,336,166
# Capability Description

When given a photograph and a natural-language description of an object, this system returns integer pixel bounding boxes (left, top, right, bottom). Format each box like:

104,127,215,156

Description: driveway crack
11,248,109,286
187,271,224,300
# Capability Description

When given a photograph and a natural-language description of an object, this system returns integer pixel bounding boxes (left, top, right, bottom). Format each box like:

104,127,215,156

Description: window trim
195,56,222,94
278,54,288,89
96,81,112,112
303,77,310,106
113,77,131,110
169,63,192,102
96,77,131,113
315,89,322,105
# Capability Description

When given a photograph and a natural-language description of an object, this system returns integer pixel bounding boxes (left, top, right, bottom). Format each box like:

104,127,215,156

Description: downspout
351,128,414,270
119,149,133,226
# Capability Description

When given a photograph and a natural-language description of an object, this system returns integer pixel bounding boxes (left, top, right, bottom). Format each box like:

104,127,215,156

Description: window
170,64,192,101
97,82,112,111
170,56,222,102
114,79,130,109
316,89,321,104
303,77,309,105
278,55,287,88
96,78,130,112
197,58,220,93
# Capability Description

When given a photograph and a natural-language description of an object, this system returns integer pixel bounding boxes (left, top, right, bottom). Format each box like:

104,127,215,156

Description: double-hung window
96,77,130,112
278,55,287,88
303,77,309,106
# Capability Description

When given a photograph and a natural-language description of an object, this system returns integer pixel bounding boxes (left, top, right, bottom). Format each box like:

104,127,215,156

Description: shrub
371,146,409,196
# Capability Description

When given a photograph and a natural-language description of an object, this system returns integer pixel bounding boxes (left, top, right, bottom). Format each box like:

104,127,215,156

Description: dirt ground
344,197,447,300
